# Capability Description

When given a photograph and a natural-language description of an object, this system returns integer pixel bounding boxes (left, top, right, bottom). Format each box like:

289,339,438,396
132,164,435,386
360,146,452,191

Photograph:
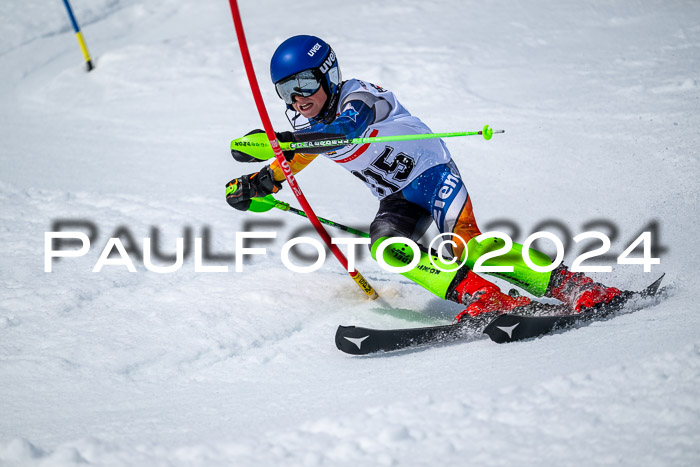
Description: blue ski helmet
270,35,342,122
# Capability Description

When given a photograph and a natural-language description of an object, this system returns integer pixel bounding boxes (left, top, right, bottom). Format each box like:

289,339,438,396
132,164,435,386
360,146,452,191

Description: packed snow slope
1,0,699,465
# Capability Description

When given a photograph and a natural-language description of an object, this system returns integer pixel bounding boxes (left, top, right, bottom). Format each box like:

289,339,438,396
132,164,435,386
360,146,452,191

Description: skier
226,35,622,320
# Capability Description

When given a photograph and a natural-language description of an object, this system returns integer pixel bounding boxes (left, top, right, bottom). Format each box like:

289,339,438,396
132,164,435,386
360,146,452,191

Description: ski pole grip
225,181,277,213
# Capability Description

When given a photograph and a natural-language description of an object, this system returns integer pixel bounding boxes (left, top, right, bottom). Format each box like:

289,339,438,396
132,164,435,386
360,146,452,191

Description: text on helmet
307,43,322,57
319,51,336,74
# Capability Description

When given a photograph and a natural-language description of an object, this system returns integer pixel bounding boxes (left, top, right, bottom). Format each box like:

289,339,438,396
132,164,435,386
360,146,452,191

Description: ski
335,320,485,355
483,274,665,343
335,274,665,355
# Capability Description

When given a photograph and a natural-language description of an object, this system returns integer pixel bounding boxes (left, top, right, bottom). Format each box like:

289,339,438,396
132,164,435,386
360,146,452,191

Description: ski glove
231,129,296,163
226,165,283,211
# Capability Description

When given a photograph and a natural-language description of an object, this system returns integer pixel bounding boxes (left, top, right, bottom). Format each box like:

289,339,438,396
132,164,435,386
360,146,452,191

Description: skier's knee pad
370,236,463,300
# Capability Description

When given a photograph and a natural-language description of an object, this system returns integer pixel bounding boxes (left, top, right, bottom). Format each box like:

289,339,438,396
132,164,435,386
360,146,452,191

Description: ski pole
231,125,504,161
272,200,370,238
236,190,369,238
227,0,378,299
286,125,504,150
61,0,94,71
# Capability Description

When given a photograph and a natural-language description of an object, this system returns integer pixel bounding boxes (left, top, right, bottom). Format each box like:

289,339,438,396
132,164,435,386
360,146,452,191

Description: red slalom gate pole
227,0,378,299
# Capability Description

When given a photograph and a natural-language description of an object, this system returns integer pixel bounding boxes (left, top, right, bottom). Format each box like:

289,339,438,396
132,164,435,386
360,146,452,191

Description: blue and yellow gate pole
61,0,94,71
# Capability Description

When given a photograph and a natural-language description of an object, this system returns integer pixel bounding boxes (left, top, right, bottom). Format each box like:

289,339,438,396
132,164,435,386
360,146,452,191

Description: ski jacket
271,79,452,199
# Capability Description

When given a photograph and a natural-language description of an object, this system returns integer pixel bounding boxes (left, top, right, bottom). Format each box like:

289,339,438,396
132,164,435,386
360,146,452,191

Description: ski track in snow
1,0,700,465
1,343,699,466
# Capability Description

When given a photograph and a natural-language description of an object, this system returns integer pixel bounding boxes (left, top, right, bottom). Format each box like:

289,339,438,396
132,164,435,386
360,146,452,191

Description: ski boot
547,265,622,313
451,270,532,323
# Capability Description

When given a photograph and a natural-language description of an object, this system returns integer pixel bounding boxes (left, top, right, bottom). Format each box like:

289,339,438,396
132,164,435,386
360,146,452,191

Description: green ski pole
274,202,369,238
231,125,504,161
226,184,369,238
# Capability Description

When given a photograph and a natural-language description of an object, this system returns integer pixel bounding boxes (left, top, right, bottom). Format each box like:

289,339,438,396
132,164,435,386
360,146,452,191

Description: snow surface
1,0,700,465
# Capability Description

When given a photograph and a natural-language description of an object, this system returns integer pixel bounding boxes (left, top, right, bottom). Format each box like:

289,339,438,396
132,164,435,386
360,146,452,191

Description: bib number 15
352,146,415,197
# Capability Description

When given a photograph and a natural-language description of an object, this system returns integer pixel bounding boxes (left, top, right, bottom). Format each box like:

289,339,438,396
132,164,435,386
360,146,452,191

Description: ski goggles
275,70,323,105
